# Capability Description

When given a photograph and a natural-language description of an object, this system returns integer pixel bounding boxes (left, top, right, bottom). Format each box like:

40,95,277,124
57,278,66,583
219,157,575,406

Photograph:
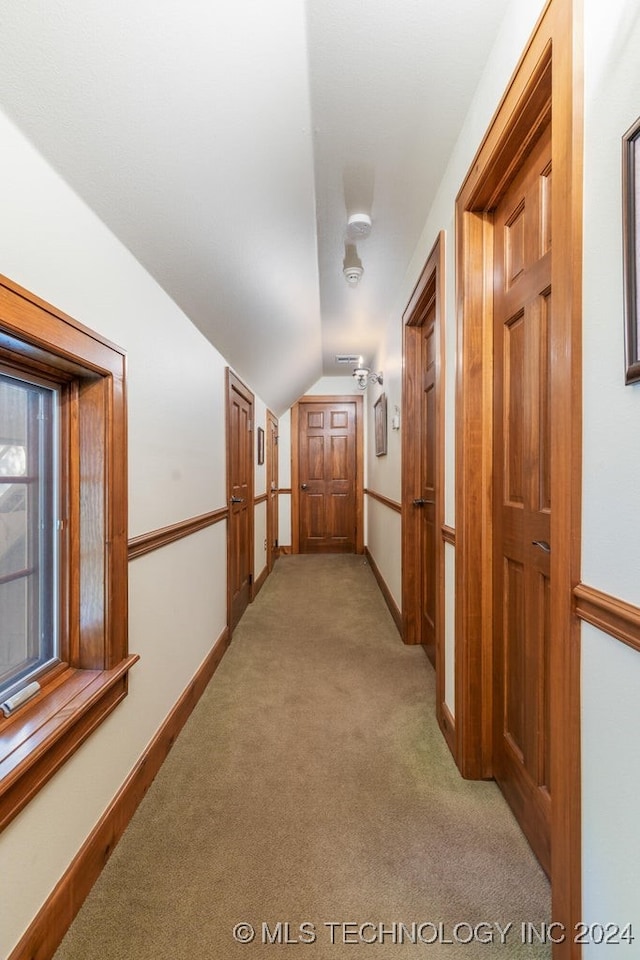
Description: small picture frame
374,392,387,457
623,116,640,384
257,426,265,465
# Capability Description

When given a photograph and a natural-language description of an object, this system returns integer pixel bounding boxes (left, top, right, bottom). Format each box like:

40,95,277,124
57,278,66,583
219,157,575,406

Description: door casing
291,394,364,555
225,368,255,634
454,0,582,954
401,232,451,752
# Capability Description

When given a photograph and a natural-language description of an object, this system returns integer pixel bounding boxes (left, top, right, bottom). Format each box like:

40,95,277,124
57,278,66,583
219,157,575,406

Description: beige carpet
54,555,550,959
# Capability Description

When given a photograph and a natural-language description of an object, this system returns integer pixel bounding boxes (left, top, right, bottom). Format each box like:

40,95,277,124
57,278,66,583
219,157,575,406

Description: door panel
227,371,254,632
493,122,552,874
305,493,325,541
330,436,349,478
298,400,357,554
308,437,324,478
504,557,526,759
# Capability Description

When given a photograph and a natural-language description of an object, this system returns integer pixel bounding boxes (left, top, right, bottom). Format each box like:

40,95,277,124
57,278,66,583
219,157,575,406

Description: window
0,371,59,706
0,276,136,832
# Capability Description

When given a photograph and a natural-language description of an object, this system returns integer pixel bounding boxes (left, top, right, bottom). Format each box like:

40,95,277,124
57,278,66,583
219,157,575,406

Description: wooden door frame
225,368,255,635
401,232,451,751
291,394,364,555
454,0,582,954
266,408,279,573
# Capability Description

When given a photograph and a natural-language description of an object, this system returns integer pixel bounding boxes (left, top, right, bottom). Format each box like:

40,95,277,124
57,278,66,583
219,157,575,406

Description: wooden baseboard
252,565,268,601
364,547,402,637
8,628,230,960
438,701,456,759
278,545,293,557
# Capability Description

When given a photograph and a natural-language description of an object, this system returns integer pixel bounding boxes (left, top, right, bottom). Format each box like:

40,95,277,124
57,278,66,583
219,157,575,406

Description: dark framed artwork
257,426,265,464
374,392,387,457
623,116,640,384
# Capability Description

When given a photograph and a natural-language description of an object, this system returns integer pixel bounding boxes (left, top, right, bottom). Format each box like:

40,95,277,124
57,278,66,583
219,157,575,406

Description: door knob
230,496,245,504
413,498,434,506
301,483,308,490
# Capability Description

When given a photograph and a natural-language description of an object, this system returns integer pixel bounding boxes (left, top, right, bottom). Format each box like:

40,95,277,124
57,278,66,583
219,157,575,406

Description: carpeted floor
54,555,550,959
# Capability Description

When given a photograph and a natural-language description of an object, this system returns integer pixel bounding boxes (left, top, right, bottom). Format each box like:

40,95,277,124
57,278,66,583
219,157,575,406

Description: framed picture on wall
374,392,387,457
257,426,265,464
623,116,640,384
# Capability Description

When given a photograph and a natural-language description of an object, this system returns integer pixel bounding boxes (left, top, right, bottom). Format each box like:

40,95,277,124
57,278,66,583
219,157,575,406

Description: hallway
54,556,550,959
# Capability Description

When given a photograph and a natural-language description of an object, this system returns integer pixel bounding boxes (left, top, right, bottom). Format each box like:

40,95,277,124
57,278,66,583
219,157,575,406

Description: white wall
0,108,264,957
364,358,402,609
367,503,402,608
304,374,363,397
254,503,268,579
581,0,640,946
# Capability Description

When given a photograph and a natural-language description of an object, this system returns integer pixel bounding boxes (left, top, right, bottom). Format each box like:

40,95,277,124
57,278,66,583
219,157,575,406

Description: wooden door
492,122,552,874
226,370,254,632
266,409,279,572
297,399,358,554
401,234,445,734
418,303,438,665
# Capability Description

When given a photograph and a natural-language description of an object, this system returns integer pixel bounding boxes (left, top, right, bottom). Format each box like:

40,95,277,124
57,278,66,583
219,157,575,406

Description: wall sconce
352,361,383,390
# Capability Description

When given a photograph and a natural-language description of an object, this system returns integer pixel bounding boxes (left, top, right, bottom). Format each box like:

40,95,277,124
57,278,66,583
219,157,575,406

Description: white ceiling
0,0,514,414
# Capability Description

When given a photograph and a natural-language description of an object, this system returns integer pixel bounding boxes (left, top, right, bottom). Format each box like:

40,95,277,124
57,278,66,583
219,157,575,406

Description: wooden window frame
0,275,137,833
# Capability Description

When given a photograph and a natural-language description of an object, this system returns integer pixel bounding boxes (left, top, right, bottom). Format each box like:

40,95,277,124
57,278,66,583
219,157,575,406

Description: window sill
0,655,139,833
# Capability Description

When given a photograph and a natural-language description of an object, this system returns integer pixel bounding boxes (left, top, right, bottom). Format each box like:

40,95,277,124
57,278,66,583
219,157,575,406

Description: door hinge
248,419,253,432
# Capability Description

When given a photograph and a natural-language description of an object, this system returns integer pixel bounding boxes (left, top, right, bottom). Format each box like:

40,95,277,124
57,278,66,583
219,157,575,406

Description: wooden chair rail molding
254,493,268,506
128,508,228,560
278,487,292,495
364,488,402,513
574,583,640,655
442,525,456,546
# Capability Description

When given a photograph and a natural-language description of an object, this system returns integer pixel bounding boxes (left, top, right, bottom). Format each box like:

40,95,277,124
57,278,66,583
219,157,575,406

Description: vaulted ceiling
0,0,514,413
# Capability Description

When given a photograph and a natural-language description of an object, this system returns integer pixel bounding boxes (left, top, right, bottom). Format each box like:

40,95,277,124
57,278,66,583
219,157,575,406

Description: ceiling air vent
335,355,361,365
